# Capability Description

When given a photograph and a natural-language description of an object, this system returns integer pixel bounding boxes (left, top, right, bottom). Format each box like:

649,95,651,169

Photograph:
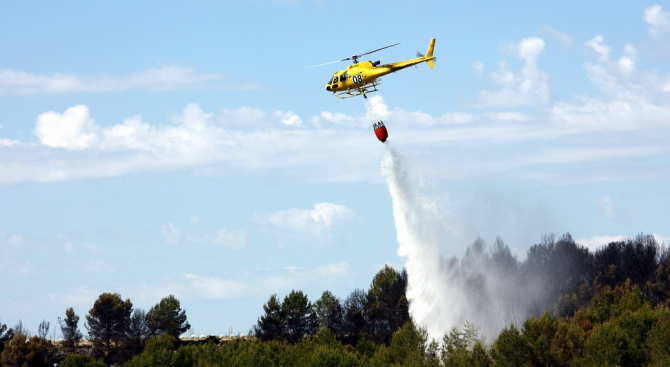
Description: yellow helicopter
300,38,436,99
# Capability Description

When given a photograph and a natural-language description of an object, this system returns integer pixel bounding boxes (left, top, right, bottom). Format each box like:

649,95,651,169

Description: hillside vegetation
1,233,669,366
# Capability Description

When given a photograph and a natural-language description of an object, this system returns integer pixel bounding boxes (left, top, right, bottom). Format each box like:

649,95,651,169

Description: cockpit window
332,76,338,84
339,73,348,82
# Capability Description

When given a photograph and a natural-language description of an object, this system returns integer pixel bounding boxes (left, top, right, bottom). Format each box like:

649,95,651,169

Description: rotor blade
356,43,400,58
295,58,348,71
417,51,425,58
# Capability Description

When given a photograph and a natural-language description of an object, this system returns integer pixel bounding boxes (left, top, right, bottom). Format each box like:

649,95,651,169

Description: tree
441,322,479,362
147,295,190,339
124,334,180,367
125,308,151,356
0,318,14,356
366,265,409,344
254,294,284,341
59,307,83,354
281,290,315,344
0,332,53,367
59,354,106,367
342,288,368,345
37,320,50,339
86,293,132,361
386,322,431,366
313,290,343,336
13,320,27,337
492,324,531,367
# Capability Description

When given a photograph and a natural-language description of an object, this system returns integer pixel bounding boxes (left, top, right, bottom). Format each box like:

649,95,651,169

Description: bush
60,354,106,367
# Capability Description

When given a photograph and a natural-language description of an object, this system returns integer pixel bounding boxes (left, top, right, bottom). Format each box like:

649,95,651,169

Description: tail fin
426,38,436,68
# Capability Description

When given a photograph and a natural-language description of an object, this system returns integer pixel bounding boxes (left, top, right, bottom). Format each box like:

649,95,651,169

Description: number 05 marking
352,75,363,85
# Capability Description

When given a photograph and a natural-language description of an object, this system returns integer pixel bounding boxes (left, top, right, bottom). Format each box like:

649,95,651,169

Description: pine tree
147,295,190,339
59,307,83,354
86,293,132,360
254,294,284,341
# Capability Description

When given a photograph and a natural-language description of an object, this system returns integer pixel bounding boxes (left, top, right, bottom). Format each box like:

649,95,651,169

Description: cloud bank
1,6,670,186
0,66,256,94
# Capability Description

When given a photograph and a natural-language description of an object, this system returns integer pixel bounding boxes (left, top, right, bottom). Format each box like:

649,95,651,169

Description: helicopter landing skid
334,79,382,99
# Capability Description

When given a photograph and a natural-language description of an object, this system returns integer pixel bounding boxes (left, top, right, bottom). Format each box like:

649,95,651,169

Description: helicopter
299,38,436,99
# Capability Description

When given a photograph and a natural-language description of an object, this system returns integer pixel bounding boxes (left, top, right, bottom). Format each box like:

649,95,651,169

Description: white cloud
47,286,101,309
653,233,670,244
0,66,250,94
577,234,670,251
316,262,350,277
644,4,670,37
2,16,670,186
182,274,251,299
476,37,551,107
585,35,611,62
253,203,358,246
191,228,247,250
538,26,573,47
583,37,638,86
618,44,637,75
162,221,246,249
255,202,357,231
274,110,303,126
181,261,351,300
35,105,99,149
576,235,628,251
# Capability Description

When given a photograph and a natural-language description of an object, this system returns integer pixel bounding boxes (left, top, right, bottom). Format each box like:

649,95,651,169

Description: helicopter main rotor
296,43,400,70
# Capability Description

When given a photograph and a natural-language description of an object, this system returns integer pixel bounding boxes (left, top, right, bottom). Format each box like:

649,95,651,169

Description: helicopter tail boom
426,38,436,68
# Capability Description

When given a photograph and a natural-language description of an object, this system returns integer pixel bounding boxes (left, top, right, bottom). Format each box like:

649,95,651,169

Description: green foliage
254,294,285,341
147,294,190,338
386,321,433,366
580,322,630,366
124,333,190,367
492,324,530,367
441,322,490,367
441,322,478,360
342,289,368,344
521,312,559,366
0,333,53,367
313,290,344,336
647,307,670,366
86,292,133,360
282,290,316,344
0,318,15,356
59,307,83,354
366,265,409,345
587,280,646,323
59,354,106,367
125,308,151,357
355,336,377,359
313,327,341,349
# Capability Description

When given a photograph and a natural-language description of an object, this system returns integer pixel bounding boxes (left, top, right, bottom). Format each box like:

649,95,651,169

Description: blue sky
1,0,670,336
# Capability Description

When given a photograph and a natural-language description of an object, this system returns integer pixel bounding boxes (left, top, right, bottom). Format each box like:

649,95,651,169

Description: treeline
121,233,670,367
438,233,670,336
114,281,670,366
0,293,190,366
1,233,669,366
252,265,409,346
